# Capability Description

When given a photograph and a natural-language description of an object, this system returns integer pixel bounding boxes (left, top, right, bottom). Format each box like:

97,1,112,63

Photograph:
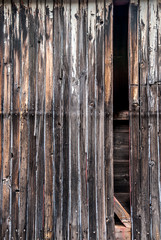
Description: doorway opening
113,1,131,235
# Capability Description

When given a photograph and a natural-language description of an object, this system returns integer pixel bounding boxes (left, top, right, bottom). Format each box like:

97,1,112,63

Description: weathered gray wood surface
0,0,161,239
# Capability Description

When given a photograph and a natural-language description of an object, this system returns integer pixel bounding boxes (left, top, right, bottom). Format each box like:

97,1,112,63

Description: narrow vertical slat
129,1,140,239
44,1,54,239
70,0,80,238
19,1,29,238
139,0,150,238
149,1,160,239
0,0,4,236
62,0,70,238
79,0,88,238
53,0,63,237
87,1,97,238
96,1,106,238
2,2,12,239
158,2,161,233
11,1,21,239
35,1,45,238
104,0,114,238
27,1,37,239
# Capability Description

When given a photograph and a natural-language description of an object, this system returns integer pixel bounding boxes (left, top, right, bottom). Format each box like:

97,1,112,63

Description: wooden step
114,197,131,240
115,225,131,240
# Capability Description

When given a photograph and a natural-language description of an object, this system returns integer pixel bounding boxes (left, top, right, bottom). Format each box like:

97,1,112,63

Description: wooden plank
114,197,131,228
104,1,114,238
0,1,3,236
87,1,97,238
44,1,54,239
70,0,80,238
27,1,37,239
35,1,45,239
19,1,29,238
158,1,161,234
2,2,12,239
79,0,88,238
96,0,106,238
11,2,21,239
114,132,129,146
148,1,160,239
115,225,131,240
53,1,63,237
129,1,140,238
139,1,150,238
62,0,70,238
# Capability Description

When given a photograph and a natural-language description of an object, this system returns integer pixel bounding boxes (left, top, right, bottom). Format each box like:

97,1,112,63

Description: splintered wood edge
114,196,131,228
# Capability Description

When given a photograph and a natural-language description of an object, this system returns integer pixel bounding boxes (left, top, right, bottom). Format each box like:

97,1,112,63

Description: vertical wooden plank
129,1,140,239
96,0,106,238
79,0,89,238
104,0,114,238
139,0,150,238
158,2,161,235
0,0,3,237
19,1,29,238
27,1,37,239
87,1,97,238
53,0,64,238
11,1,21,239
35,1,45,238
70,0,79,238
0,0,3,115
149,1,160,239
44,1,54,239
2,2,12,239
62,0,70,238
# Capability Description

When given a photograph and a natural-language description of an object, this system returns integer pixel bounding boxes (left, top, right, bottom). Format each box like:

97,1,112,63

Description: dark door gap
113,2,130,225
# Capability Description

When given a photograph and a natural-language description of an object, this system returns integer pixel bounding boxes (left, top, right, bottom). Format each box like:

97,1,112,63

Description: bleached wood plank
79,0,89,238
70,0,80,238
44,1,54,239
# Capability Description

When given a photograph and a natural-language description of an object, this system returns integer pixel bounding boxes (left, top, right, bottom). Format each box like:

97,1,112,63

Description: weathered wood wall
0,0,160,239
